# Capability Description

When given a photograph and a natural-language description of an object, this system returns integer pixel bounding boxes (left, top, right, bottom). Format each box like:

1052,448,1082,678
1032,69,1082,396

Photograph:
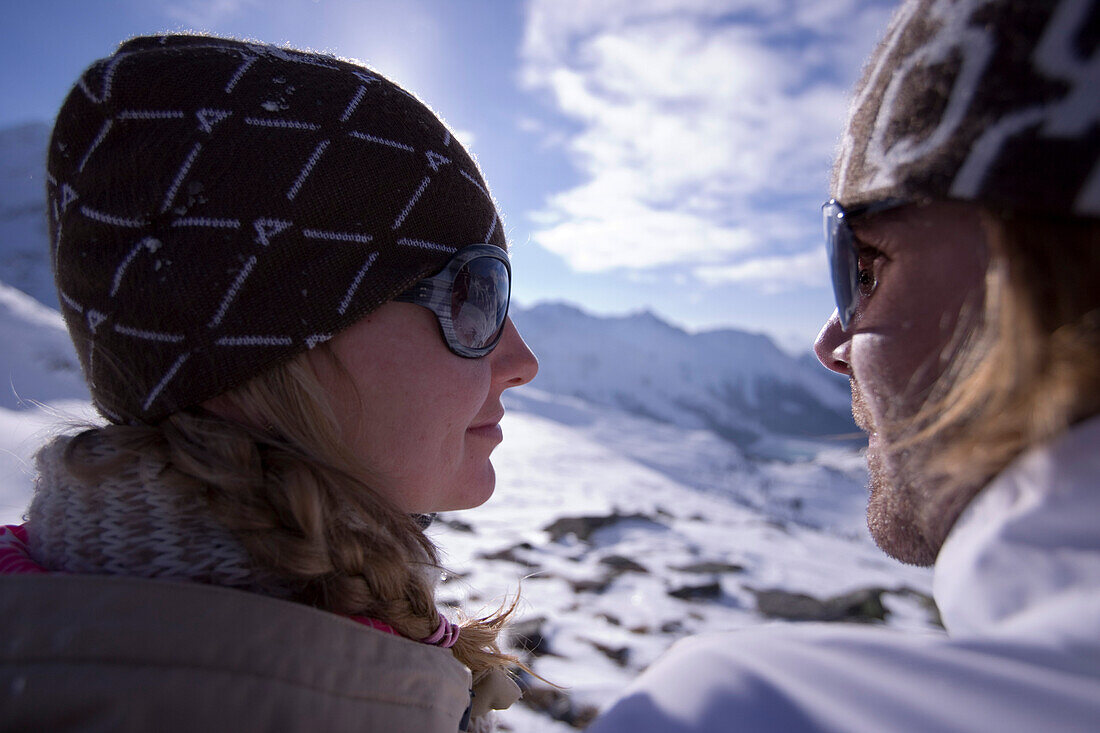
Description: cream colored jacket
0,573,475,732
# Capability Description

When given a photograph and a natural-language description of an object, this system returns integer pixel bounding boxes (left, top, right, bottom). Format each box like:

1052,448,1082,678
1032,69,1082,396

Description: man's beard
852,381,939,566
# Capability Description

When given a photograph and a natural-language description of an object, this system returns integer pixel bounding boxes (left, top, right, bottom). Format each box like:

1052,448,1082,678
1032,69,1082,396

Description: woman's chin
426,462,497,513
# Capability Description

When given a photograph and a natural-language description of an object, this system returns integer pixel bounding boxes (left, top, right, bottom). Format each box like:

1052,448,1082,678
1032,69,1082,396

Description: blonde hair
62,345,522,678
894,208,1100,509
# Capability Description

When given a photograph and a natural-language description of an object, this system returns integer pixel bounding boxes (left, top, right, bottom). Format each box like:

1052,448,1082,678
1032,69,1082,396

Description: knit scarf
26,435,292,596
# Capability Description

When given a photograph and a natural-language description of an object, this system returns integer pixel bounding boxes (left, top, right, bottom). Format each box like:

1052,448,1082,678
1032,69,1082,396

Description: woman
0,34,538,732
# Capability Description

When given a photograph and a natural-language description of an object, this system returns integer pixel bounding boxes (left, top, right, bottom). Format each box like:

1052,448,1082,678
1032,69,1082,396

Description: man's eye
857,267,876,297
856,249,880,298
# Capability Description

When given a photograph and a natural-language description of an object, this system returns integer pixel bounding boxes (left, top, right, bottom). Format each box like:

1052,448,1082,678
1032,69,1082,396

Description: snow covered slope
0,281,87,409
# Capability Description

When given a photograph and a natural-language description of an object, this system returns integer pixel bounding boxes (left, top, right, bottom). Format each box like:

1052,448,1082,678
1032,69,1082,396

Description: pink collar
0,525,48,575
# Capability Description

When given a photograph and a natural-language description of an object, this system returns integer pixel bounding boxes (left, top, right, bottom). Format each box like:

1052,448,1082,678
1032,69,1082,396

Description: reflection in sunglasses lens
451,258,508,349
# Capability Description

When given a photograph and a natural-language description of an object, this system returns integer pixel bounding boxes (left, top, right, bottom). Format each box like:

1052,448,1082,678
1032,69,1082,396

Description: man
590,0,1099,730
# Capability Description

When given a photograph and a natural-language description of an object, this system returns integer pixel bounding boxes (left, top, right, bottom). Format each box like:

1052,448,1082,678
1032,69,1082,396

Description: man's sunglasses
394,244,511,358
822,198,909,330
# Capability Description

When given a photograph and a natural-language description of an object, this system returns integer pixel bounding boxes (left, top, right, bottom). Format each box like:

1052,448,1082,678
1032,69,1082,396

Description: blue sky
1,0,898,353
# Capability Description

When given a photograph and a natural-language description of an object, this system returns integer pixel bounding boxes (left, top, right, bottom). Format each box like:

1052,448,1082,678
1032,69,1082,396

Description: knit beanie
47,34,506,424
832,0,1100,218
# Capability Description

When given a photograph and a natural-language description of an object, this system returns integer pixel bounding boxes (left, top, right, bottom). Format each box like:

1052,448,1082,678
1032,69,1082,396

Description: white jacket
589,416,1100,732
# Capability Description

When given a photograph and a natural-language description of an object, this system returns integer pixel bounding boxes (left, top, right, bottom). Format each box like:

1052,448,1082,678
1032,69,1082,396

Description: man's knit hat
47,35,506,424
832,0,1100,217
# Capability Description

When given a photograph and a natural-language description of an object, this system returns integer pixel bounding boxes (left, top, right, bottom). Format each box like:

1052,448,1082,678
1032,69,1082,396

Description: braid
62,347,523,678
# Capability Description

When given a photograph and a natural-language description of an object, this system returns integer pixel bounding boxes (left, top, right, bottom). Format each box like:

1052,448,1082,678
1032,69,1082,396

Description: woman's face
314,301,538,514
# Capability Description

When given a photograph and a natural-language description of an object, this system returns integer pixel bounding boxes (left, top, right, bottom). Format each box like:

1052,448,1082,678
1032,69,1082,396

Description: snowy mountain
0,122,55,310
511,302,855,455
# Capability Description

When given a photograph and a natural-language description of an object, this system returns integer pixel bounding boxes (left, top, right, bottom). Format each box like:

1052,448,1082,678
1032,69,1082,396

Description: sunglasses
822,198,909,330
394,244,511,358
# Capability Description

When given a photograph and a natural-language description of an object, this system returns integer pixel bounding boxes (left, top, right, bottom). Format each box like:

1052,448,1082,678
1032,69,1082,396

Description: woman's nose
814,310,852,376
492,317,539,387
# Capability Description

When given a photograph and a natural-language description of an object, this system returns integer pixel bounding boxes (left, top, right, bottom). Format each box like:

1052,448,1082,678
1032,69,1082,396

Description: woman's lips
467,410,505,440
467,423,503,442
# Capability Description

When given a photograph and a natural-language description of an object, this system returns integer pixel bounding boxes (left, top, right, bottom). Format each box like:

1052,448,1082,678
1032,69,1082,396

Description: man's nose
814,310,852,376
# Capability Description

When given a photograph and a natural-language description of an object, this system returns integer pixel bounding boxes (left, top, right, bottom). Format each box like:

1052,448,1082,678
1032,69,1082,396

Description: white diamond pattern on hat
243,117,321,131
340,85,369,122
347,130,416,152
484,213,499,243
110,237,162,297
80,206,146,228
59,290,84,315
397,238,459,253
171,217,241,228
392,176,431,230
113,323,186,343
305,333,333,349
224,55,257,94
85,310,107,334
253,218,293,245
287,139,331,200
143,352,191,412
351,70,378,85
84,307,105,393
78,120,113,173
117,110,186,121
302,229,374,243
51,200,63,277
59,183,79,213
460,165,501,242
215,336,295,347
207,255,259,329
76,51,131,104
425,150,451,172
459,168,491,200
196,109,233,133
338,251,381,315
161,142,204,213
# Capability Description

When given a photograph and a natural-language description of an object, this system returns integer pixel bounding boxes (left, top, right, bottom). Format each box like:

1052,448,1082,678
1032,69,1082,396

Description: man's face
814,201,988,565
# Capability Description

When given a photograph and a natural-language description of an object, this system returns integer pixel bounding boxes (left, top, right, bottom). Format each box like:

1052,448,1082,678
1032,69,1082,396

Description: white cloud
520,0,894,291
693,247,828,291
531,170,756,271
